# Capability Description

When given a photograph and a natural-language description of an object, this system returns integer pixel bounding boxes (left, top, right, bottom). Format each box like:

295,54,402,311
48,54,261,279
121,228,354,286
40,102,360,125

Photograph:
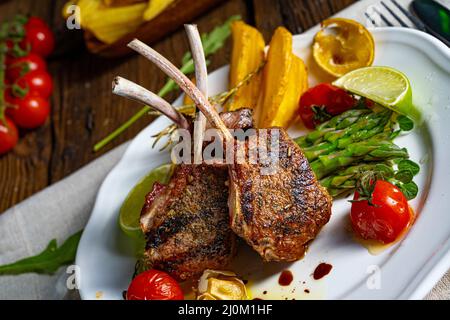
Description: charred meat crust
229,128,332,262
139,110,253,281
140,164,235,281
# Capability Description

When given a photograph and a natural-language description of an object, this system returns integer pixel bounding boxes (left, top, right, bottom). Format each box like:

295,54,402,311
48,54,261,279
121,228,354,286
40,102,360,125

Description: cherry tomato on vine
298,83,356,129
0,117,18,155
6,53,47,81
4,89,17,106
22,18,55,57
26,16,48,29
126,269,184,300
350,180,412,244
6,92,50,129
17,70,53,99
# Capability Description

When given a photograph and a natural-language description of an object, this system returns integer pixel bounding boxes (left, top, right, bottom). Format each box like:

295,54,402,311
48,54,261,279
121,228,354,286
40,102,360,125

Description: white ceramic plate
77,28,450,300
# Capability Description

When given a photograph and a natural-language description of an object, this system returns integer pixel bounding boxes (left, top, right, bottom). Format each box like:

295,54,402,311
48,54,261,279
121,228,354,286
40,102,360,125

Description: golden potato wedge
226,21,265,111
74,0,146,44
143,0,176,21
261,55,308,128
103,0,146,7
257,26,308,128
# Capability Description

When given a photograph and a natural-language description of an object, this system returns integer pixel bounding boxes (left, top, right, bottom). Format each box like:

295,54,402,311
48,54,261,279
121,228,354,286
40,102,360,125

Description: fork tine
364,12,378,26
373,6,394,26
380,1,409,27
390,0,427,31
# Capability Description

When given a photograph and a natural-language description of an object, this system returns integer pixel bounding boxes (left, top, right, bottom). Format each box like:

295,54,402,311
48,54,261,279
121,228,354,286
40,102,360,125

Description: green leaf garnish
397,181,419,200
0,230,82,275
398,159,420,176
397,115,414,131
395,170,414,183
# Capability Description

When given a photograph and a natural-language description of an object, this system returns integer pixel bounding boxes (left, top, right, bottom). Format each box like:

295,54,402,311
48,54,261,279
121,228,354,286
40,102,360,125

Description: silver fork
365,0,427,31
365,0,450,47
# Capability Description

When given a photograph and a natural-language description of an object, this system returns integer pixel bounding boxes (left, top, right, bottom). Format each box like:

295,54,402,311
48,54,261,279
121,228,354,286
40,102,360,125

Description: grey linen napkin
0,143,129,300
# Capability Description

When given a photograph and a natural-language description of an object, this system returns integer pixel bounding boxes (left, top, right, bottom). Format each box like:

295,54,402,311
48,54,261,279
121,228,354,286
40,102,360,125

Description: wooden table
0,0,355,212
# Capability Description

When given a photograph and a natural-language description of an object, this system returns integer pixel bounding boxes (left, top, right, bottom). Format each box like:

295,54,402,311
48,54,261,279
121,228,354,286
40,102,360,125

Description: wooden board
0,0,356,212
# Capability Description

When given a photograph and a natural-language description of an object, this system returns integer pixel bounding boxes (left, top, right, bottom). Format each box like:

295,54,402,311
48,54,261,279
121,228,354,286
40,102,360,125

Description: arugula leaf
395,170,414,183
0,230,82,275
397,181,419,200
397,115,414,131
398,159,420,176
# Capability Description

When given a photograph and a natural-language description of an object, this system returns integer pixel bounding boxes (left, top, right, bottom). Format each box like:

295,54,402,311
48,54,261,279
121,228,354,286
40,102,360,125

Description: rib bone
127,39,233,143
112,76,190,130
185,24,208,164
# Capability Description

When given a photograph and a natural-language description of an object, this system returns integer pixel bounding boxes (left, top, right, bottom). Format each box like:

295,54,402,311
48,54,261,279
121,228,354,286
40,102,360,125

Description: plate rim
77,27,450,300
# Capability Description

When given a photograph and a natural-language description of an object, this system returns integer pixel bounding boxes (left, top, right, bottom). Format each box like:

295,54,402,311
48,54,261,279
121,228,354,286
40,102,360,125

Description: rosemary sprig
93,15,241,152
151,123,177,151
150,62,265,150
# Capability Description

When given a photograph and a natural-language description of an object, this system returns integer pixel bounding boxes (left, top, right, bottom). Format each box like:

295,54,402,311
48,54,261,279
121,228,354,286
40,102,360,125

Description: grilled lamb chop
128,31,332,262
228,128,332,261
138,109,253,281
140,164,232,280
112,68,253,280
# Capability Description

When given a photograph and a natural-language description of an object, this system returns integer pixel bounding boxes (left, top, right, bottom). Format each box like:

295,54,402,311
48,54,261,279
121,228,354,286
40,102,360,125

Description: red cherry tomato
350,180,411,244
22,20,55,57
298,83,356,129
6,53,47,81
18,70,53,98
6,92,50,129
4,89,16,105
26,16,48,29
0,117,19,155
127,269,184,300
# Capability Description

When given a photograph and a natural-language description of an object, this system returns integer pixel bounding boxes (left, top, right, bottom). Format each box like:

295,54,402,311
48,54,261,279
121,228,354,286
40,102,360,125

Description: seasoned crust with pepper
141,164,235,281
228,128,332,261
139,109,253,281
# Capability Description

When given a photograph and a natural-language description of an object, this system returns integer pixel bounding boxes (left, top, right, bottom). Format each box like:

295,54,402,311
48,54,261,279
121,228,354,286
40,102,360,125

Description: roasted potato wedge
143,0,176,21
227,21,265,111
256,27,308,128
74,0,146,44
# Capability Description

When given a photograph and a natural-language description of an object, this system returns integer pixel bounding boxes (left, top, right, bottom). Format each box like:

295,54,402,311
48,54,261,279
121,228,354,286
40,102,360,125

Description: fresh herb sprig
93,15,241,152
0,230,82,275
150,61,265,150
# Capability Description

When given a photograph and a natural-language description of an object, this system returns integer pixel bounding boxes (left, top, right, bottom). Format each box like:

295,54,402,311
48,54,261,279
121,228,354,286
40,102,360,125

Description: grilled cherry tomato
6,91,50,129
0,117,18,155
127,269,184,300
350,180,411,244
17,70,53,99
298,83,356,129
6,53,47,81
22,17,55,57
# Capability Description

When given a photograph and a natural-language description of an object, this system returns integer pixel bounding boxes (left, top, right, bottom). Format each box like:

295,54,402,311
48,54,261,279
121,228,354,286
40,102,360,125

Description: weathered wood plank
0,0,357,212
0,0,54,212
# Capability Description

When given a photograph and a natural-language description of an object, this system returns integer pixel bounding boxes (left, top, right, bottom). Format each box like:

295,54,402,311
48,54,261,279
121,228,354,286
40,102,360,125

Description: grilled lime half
119,163,175,240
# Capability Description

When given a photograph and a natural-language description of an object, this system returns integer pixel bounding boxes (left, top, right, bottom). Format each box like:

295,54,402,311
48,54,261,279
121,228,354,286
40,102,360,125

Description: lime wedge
119,163,175,240
333,66,421,121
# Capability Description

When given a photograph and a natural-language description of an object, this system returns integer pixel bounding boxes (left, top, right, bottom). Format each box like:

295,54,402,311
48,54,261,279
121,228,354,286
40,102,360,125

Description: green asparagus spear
302,110,393,161
311,140,408,179
295,109,371,147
